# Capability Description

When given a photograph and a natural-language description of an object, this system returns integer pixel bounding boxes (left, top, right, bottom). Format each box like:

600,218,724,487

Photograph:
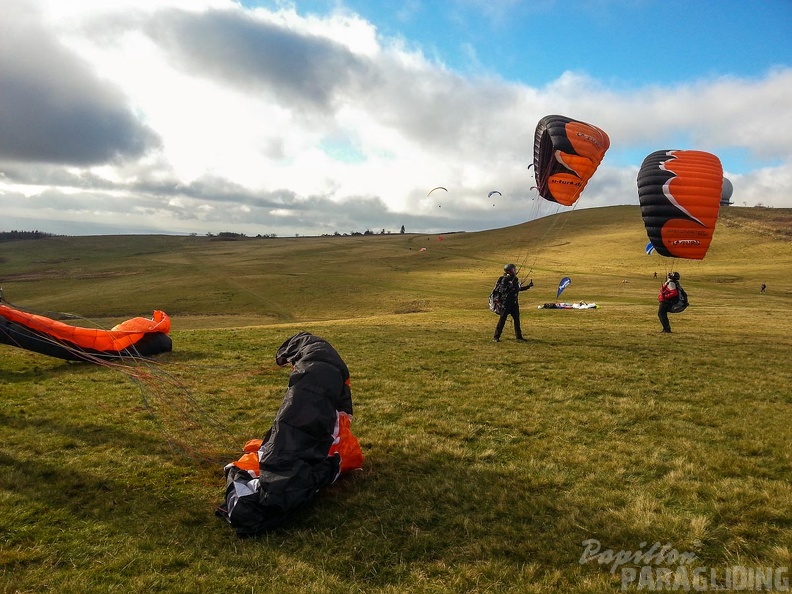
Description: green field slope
1,205,790,325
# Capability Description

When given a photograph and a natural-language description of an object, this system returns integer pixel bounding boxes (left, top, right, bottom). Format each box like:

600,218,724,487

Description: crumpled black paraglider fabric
217,332,362,537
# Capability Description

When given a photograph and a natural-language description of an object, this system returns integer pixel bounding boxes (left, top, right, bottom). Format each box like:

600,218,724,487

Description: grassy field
1,205,790,593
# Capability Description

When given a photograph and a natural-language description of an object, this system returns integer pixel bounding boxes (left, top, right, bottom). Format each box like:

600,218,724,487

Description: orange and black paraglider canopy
0,302,172,361
533,114,610,207
637,150,724,260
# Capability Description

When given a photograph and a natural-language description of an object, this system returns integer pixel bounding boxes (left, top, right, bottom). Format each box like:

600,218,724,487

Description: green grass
1,206,790,593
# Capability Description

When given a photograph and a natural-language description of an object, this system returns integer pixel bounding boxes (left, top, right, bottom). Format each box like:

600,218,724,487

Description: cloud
1,1,790,237
142,8,373,114
0,0,160,166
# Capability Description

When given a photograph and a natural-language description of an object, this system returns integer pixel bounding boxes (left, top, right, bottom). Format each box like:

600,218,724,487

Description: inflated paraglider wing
637,150,723,260
427,186,448,196
720,177,734,206
0,303,172,361
533,115,610,207
218,332,363,537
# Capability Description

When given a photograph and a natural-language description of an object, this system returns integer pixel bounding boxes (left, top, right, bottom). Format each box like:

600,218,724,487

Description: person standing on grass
761,283,767,294
657,271,680,333
493,263,533,342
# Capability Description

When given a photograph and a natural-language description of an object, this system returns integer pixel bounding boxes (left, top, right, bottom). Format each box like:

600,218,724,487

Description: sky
2,0,791,237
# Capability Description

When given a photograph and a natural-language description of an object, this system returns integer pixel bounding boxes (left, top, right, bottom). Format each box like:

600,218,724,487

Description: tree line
0,230,60,242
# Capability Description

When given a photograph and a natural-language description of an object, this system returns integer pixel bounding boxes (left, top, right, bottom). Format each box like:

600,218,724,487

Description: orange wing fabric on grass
533,115,610,207
637,150,723,260
0,303,171,355
329,411,365,474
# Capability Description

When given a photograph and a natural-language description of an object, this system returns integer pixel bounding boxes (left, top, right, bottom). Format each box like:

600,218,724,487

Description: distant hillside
0,205,789,325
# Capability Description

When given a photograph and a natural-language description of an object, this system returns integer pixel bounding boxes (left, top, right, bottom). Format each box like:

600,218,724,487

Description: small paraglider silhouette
488,190,502,207
428,186,447,208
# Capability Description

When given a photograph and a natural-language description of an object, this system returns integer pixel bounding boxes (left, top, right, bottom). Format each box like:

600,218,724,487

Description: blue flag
645,241,656,255
557,277,571,298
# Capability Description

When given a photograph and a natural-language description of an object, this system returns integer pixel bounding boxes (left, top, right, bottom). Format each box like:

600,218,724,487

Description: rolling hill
1,205,789,328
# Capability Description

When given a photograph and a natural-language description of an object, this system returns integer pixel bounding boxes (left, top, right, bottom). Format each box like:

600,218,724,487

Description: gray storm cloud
143,8,371,113
0,2,160,165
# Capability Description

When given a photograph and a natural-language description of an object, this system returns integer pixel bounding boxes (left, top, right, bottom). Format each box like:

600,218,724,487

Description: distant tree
0,230,59,242
217,231,245,241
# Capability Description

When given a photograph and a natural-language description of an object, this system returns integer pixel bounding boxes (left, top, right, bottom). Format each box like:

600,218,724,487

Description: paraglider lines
0,296,238,464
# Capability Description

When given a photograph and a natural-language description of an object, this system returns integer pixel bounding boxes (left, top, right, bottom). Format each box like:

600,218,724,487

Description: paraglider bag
488,288,505,315
670,284,688,314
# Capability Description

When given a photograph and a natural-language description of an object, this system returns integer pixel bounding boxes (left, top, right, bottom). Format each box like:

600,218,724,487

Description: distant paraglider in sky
637,150,724,260
428,186,448,208
533,115,610,207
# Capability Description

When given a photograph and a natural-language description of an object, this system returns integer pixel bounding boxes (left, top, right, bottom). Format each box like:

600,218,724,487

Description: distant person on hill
657,272,680,333
761,283,767,294
493,263,533,342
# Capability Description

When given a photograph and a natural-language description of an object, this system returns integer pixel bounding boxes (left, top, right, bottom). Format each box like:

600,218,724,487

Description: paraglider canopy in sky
720,177,734,206
637,150,724,260
427,186,447,196
533,115,610,207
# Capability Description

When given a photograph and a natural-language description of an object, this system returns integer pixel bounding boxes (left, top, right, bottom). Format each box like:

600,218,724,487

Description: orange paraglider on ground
0,300,172,361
